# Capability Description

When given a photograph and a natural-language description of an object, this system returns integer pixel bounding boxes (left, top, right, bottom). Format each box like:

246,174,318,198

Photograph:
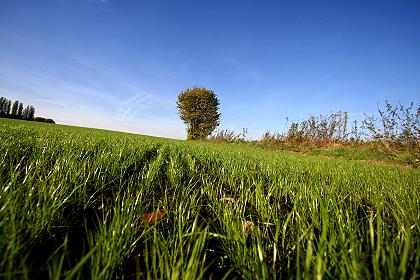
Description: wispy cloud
117,94,152,121
0,62,185,139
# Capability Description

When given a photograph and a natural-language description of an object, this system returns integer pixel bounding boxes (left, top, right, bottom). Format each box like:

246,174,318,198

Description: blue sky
1,0,419,139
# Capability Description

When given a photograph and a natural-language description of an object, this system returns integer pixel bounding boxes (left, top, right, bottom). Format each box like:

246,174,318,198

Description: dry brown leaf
142,209,167,225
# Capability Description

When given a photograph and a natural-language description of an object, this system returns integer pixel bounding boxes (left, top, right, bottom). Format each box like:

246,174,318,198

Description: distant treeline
0,96,55,124
0,97,35,120
33,117,55,124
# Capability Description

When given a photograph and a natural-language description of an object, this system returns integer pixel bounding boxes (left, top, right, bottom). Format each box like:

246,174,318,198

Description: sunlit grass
1,118,419,279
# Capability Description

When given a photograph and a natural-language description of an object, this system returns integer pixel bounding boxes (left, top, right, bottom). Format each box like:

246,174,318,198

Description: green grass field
1,118,419,279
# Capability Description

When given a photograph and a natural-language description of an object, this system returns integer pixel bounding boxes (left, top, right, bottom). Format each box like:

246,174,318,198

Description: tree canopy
177,86,220,140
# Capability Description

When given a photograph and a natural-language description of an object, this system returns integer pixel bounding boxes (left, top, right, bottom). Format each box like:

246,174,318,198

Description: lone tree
177,86,220,140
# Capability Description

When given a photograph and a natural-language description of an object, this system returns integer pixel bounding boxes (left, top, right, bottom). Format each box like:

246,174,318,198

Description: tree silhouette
17,102,23,118
11,101,19,117
28,106,35,120
22,106,29,120
6,101,11,115
0,97,6,115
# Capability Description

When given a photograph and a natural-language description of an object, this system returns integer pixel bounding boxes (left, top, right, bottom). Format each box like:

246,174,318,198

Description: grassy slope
246,141,420,169
1,118,419,279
